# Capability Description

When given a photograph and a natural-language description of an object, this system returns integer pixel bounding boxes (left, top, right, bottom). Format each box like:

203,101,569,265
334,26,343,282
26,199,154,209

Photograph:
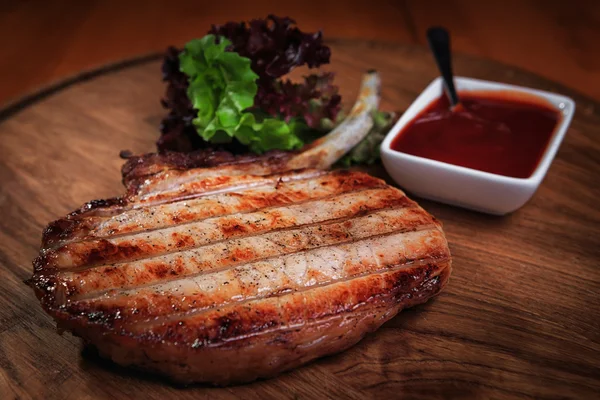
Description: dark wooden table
1,0,600,107
0,40,599,399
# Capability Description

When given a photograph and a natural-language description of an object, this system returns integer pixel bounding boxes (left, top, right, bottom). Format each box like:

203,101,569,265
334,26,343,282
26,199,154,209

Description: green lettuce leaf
179,35,304,153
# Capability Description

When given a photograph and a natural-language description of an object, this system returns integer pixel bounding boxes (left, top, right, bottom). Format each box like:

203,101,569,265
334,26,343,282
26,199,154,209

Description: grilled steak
30,72,452,385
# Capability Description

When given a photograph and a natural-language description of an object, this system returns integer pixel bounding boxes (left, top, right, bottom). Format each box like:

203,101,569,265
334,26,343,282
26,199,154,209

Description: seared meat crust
32,166,451,385
30,71,451,385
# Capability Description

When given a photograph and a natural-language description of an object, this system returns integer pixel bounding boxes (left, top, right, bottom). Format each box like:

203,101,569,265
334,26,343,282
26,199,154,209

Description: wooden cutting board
1,40,598,399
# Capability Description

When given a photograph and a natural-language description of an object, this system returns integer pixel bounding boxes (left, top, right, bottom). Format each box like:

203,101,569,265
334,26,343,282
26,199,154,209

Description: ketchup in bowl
390,92,561,179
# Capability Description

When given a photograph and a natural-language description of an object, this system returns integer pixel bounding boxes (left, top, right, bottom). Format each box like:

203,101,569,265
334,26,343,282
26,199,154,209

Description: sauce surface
391,92,560,178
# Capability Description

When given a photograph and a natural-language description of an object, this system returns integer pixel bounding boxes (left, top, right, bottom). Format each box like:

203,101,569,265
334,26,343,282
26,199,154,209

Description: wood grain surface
0,40,599,399
1,0,600,107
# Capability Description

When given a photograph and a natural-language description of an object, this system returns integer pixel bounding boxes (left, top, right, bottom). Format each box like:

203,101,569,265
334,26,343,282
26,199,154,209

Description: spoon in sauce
426,27,462,111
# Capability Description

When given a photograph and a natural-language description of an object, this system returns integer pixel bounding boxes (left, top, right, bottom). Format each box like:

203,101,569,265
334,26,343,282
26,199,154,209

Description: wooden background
1,0,600,107
0,40,599,399
1,0,600,398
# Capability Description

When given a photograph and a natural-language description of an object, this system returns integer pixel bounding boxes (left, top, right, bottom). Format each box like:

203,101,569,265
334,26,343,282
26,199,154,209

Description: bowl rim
380,76,576,186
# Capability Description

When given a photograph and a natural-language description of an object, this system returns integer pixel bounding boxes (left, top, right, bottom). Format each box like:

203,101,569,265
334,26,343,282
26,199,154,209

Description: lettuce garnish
158,15,395,165
178,35,303,153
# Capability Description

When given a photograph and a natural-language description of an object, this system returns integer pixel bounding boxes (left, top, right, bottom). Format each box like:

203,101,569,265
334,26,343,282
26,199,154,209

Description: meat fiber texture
30,72,452,385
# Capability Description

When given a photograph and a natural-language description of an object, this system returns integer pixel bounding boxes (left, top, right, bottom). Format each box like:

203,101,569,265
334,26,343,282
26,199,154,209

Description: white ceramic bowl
380,76,575,215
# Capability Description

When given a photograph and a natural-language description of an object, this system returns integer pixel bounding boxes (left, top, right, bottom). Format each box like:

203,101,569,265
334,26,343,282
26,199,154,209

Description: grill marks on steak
34,168,450,337
114,261,451,349
65,231,449,327
43,170,384,249
30,72,451,385
32,168,451,384
47,186,413,270
56,204,429,294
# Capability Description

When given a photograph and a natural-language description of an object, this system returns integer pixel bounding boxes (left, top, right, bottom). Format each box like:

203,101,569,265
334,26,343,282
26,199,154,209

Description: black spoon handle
426,26,459,106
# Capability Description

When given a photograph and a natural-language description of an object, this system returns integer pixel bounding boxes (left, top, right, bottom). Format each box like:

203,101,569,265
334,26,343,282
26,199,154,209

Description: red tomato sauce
391,92,560,178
